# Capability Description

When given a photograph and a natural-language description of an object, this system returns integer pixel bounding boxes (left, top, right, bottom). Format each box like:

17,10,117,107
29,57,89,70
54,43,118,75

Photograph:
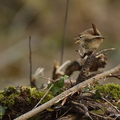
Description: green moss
94,83,120,100
4,86,18,95
41,93,54,104
19,86,54,104
22,87,54,104
2,94,20,107
0,91,3,93
0,94,4,100
0,86,54,109
0,86,19,107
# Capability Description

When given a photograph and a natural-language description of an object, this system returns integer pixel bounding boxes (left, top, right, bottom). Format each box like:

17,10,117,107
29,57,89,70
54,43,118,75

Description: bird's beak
74,37,80,44
75,40,80,44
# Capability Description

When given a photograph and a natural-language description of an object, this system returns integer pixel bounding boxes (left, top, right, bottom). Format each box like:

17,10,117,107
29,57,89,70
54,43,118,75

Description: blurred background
0,0,120,90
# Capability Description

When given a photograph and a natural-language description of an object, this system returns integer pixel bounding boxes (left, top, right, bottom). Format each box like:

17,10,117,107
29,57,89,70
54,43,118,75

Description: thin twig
29,36,32,87
59,107,72,118
39,76,54,82
57,60,71,75
33,84,54,109
71,101,93,120
60,0,70,65
115,114,120,120
96,48,115,55
102,97,120,113
90,112,114,120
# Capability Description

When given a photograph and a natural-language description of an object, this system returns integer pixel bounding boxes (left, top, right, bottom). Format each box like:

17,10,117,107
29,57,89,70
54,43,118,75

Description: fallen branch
14,64,120,120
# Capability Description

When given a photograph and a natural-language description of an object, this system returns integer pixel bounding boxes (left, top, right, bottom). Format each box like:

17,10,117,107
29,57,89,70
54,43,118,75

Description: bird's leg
76,49,83,58
81,51,93,58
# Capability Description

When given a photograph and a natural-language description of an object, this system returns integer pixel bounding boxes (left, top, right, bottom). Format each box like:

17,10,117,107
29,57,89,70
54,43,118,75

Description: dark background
0,0,120,89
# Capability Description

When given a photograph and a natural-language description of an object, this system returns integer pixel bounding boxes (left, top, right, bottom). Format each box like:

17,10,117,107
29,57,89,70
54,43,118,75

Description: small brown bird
75,23,105,53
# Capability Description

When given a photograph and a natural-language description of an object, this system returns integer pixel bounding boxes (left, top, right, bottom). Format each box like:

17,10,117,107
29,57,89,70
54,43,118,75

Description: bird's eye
79,35,85,38
80,36,82,38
